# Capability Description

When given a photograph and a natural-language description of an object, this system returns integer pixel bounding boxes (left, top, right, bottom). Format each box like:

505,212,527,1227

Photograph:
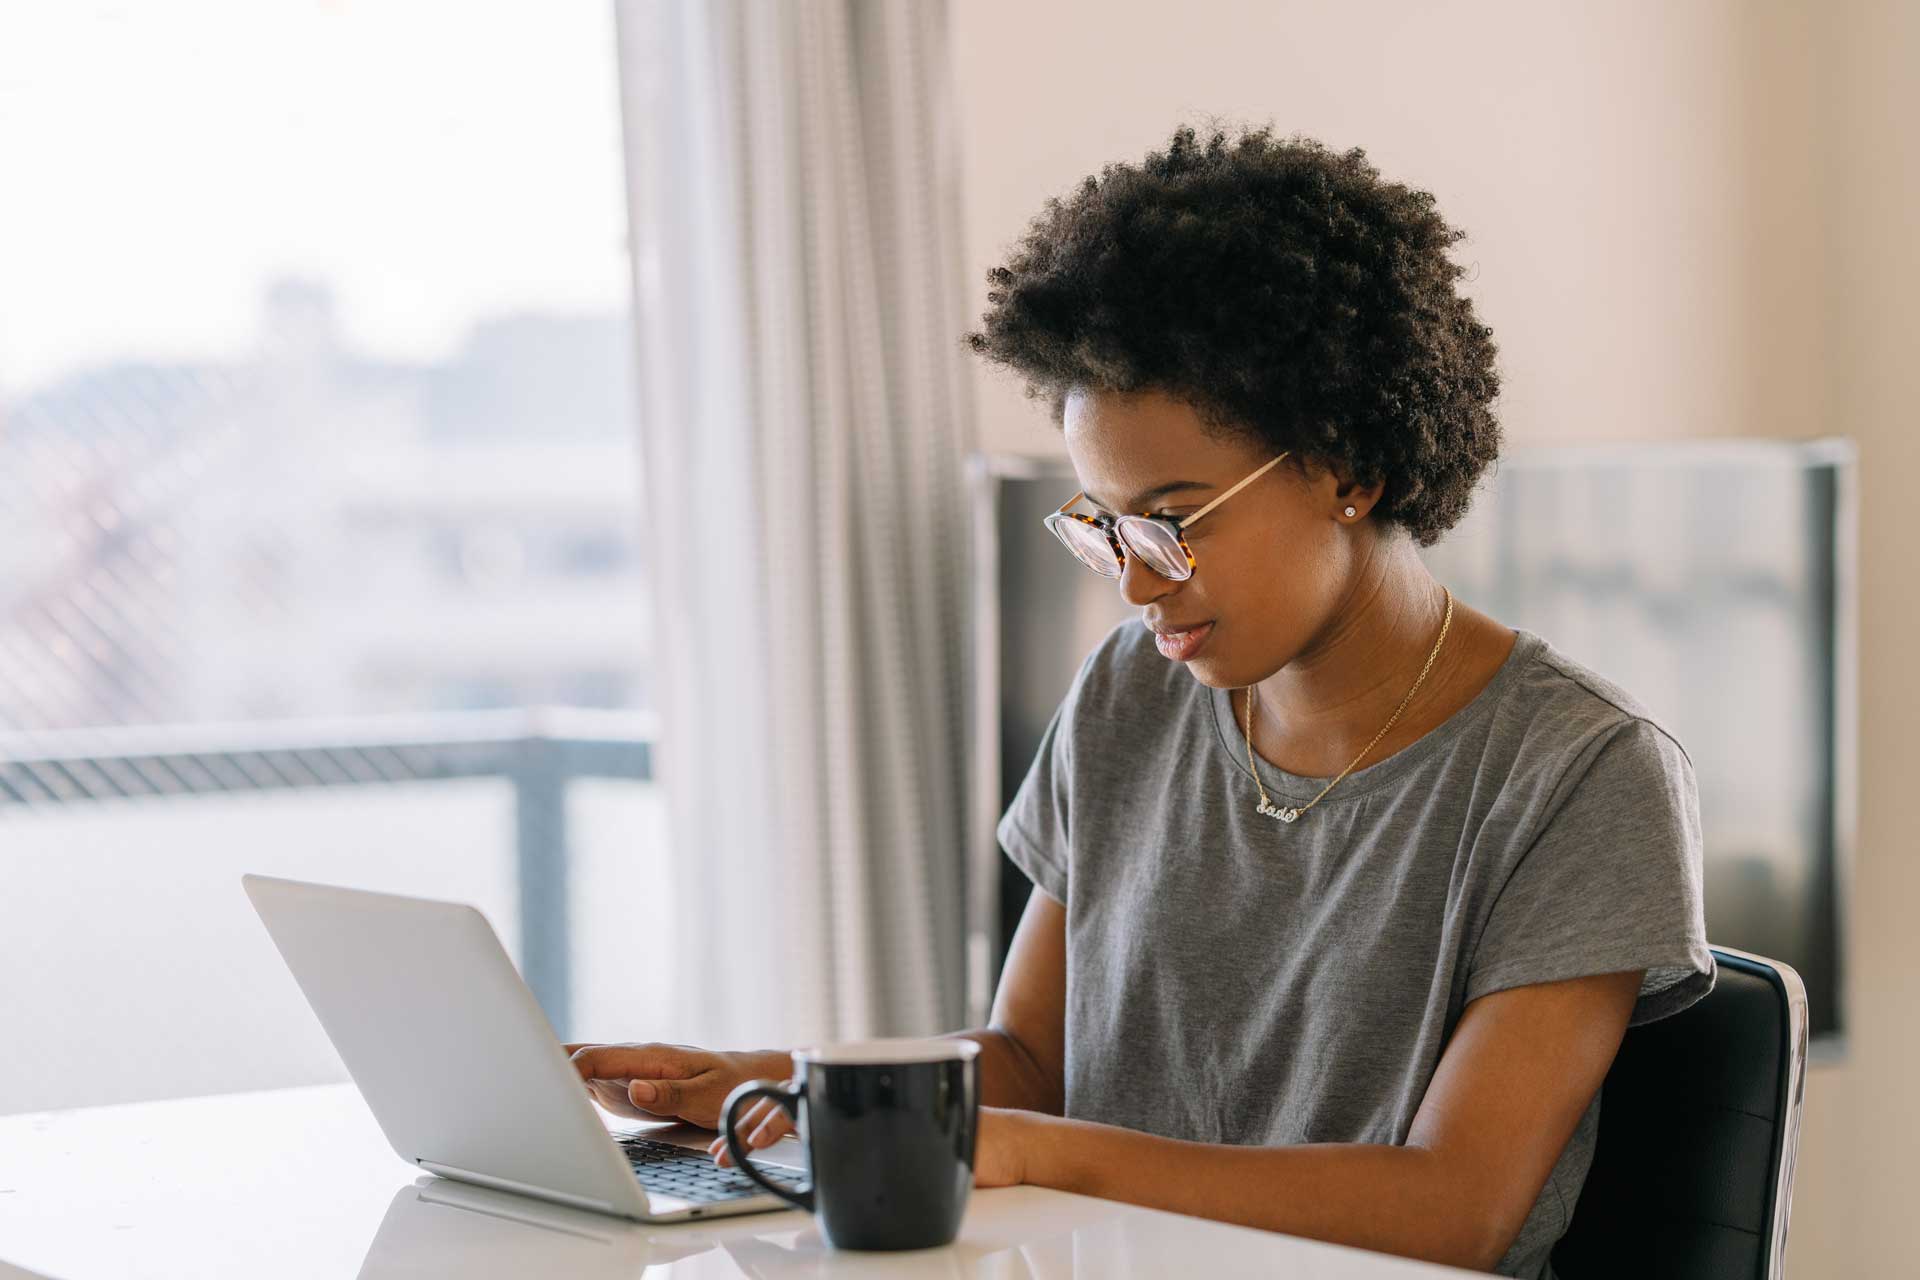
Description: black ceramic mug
721,1038,980,1250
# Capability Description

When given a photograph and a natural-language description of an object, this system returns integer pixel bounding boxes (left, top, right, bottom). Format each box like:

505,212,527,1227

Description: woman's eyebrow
1087,480,1214,513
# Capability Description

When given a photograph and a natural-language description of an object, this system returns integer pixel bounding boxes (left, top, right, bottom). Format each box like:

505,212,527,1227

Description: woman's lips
1152,621,1214,662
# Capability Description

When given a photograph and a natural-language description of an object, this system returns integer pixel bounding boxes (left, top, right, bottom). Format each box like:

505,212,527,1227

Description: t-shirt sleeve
1466,717,1716,1026
996,683,1078,906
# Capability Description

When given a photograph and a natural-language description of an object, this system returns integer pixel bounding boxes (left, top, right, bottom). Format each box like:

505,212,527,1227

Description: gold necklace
1241,586,1455,823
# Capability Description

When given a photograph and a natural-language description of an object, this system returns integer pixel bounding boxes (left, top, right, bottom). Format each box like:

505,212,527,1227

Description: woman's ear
1311,460,1384,521
1337,477,1386,520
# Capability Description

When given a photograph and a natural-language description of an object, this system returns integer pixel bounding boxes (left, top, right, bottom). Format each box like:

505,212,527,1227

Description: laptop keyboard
615,1134,808,1204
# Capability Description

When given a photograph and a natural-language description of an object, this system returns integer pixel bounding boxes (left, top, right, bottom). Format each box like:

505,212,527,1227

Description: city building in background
0,280,649,733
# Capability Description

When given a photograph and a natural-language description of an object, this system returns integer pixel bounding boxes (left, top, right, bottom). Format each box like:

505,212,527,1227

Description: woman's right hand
564,1041,791,1132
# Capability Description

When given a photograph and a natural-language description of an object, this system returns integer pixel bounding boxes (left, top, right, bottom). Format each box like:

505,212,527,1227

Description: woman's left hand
973,1105,1033,1188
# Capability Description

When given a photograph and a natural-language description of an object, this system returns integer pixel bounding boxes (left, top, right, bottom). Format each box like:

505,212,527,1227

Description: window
0,2,665,1113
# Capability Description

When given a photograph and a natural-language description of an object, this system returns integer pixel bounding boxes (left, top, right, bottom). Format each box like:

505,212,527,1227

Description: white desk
0,1085,1481,1278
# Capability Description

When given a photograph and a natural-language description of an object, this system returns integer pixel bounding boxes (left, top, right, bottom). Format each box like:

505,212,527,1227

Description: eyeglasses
1043,452,1290,582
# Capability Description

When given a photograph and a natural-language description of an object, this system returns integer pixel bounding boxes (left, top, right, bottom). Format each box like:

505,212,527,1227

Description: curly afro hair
965,123,1502,547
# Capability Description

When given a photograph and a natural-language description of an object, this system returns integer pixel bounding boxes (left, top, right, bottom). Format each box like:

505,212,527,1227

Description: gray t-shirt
997,620,1714,1279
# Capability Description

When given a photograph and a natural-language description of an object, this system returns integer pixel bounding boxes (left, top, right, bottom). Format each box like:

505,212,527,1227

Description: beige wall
948,1,1918,1271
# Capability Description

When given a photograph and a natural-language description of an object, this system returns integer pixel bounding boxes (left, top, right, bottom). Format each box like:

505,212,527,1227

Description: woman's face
1060,386,1370,689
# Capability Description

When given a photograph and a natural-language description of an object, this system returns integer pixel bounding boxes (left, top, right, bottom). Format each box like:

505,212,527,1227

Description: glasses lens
1047,517,1121,577
1117,518,1192,580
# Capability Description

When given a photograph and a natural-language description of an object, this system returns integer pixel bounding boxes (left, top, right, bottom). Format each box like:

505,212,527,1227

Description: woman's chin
1177,653,1235,688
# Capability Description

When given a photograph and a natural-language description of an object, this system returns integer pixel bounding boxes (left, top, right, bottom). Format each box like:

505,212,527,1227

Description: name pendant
1256,799,1301,824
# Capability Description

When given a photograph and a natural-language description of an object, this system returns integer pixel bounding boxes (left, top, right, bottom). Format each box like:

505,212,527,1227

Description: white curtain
613,0,975,1048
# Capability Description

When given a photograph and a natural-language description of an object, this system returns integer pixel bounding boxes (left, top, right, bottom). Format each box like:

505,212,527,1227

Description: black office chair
1552,946,1809,1280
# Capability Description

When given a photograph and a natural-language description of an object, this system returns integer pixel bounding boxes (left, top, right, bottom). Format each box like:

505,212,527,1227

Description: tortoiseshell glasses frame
1042,452,1290,582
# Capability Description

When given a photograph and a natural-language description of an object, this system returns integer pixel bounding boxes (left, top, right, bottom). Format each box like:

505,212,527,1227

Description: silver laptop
242,873,807,1223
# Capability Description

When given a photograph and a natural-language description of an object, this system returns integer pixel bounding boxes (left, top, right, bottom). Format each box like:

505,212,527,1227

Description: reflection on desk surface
356,1173,1466,1279
2,1085,1481,1280
359,1175,1054,1279
358,1175,1145,1280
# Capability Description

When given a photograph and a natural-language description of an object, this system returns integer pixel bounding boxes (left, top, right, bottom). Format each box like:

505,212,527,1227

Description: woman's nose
1117,554,1176,607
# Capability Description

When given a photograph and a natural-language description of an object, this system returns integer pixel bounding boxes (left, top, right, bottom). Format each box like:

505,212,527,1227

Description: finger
714,1096,777,1145
710,1098,772,1165
741,1097,787,1143
712,1103,771,1156
572,1044,693,1084
587,1080,630,1108
584,1080,644,1118
748,1107,794,1147
630,1077,686,1112
563,1043,612,1065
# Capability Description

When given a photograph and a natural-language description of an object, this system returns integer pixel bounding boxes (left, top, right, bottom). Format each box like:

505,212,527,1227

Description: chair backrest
1552,947,1808,1280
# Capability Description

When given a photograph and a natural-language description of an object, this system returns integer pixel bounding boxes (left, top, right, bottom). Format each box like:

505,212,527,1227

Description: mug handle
721,1078,814,1213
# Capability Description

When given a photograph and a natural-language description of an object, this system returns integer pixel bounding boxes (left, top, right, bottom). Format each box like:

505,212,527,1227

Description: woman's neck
1244,545,1507,779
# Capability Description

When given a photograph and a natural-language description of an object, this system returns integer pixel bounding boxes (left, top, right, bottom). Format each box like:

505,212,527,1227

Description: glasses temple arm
1178,452,1291,528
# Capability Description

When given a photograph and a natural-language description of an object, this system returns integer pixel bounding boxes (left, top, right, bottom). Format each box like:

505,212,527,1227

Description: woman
569,125,1711,1278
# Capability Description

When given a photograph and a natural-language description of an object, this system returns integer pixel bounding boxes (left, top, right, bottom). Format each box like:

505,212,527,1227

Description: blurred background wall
946,1,1917,1272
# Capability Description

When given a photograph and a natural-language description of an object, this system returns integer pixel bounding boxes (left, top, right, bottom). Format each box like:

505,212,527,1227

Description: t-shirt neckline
1206,626,1543,804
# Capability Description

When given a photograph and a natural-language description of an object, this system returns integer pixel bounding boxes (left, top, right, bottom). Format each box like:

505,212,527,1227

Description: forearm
1018,1112,1509,1273
734,1028,1058,1114
729,1027,1056,1115
939,1027,1063,1114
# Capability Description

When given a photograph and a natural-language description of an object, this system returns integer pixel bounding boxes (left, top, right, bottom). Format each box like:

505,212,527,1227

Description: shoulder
1490,632,1695,802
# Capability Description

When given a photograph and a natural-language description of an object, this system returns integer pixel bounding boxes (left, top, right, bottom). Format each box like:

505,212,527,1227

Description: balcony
0,709,665,1115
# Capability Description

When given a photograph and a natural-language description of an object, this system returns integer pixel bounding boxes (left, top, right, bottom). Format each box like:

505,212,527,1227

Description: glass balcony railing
0,708,666,1115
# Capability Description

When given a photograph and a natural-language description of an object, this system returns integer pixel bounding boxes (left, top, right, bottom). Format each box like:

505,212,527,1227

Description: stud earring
1343,506,1357,518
